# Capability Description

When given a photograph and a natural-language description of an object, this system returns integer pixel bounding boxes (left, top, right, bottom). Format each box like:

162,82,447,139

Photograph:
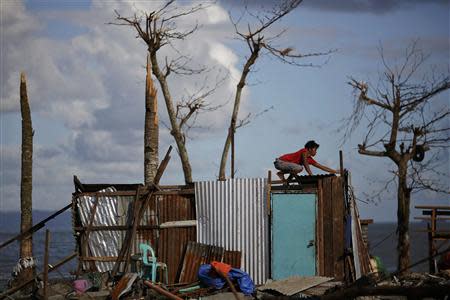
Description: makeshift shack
71,171,371,286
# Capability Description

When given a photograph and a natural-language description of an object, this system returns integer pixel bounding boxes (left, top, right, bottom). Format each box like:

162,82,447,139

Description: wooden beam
80,256,118,262
74,225,159,231
415,205,450,210
153,145,172,185
422,210,450,216
111,187,142,277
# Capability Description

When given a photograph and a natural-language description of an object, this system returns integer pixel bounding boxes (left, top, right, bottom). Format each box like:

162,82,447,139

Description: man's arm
301,152,314,175
311,162,338,174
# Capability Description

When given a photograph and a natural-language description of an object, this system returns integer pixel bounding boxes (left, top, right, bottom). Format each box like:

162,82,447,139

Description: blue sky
1,0,449,222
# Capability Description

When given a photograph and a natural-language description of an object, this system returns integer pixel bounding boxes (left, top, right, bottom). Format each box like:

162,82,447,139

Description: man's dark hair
305,140,319,149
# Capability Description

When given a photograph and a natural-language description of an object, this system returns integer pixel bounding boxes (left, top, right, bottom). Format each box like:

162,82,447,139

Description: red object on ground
211,261,232,276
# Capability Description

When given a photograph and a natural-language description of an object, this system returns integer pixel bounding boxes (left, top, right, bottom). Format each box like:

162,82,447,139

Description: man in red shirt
274,140,338,183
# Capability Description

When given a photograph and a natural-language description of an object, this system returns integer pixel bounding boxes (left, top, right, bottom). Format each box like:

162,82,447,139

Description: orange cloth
211,261,232,276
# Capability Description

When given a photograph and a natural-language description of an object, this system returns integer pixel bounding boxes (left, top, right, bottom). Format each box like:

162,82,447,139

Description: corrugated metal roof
195,178,269,285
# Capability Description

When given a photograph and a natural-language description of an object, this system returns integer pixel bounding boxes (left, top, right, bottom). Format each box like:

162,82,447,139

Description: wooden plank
414,216,450,221
317,179,324,276
111,187,142,277
75,189,195,197
80,256,118,262
331,177,344,280
422,210,450,216
322,177,333,277
153,146,172,185
415,205,450,210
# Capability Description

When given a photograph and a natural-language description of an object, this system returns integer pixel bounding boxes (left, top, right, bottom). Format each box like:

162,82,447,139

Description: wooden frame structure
414,205,450,273
268,172,371,282
72,182,196,284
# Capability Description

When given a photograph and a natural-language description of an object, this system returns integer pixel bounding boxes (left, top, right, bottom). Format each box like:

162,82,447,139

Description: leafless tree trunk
149,51,193,183
219,49,260,180
144,54,159,185
218,0,334,179
112,2,220,184
346,42,450,272
17,72,34,286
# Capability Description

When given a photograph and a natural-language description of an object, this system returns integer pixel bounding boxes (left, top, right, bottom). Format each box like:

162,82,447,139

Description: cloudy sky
1,0,448,222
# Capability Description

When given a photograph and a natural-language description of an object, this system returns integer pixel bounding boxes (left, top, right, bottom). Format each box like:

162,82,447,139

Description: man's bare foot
276,171,285,181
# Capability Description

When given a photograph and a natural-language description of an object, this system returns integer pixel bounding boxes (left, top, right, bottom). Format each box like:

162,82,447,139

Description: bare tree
14,72,35,288
112,1,220,184
218,0,334,180
346,42,450,272
144,54,158,185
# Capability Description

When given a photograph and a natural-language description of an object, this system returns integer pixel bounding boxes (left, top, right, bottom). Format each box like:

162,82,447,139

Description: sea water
0,222,447,291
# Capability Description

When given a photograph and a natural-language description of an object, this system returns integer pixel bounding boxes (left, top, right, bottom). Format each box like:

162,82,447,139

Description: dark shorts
274,158,303,174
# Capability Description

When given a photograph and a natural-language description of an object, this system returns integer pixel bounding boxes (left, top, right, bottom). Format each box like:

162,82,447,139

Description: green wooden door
271,193,316,279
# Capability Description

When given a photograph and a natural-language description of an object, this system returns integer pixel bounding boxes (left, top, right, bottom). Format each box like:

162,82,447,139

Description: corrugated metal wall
77,187,134,272
195,178,269,285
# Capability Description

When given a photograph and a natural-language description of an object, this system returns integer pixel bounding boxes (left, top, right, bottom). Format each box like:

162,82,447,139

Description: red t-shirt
279,148,317,165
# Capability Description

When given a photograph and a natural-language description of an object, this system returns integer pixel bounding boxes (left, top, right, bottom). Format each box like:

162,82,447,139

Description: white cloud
0,0,248,211
206,5,229,24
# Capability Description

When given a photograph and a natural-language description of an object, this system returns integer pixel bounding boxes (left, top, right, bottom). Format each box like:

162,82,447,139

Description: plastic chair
139,243,168,284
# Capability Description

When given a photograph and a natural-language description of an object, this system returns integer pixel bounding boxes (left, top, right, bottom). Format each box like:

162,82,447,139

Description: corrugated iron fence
195,178,269,285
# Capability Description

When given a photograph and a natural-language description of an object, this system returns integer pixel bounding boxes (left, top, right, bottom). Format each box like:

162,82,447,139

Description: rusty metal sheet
178,241,225,283
223,250,242,269
156,193,196,284
195,178,269,285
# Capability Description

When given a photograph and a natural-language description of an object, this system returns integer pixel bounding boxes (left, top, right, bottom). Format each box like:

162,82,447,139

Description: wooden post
267,170,271,215
231,129,235,179
43,230,50,300
427,223,433,273
339,150,344,176
430,209,437,273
